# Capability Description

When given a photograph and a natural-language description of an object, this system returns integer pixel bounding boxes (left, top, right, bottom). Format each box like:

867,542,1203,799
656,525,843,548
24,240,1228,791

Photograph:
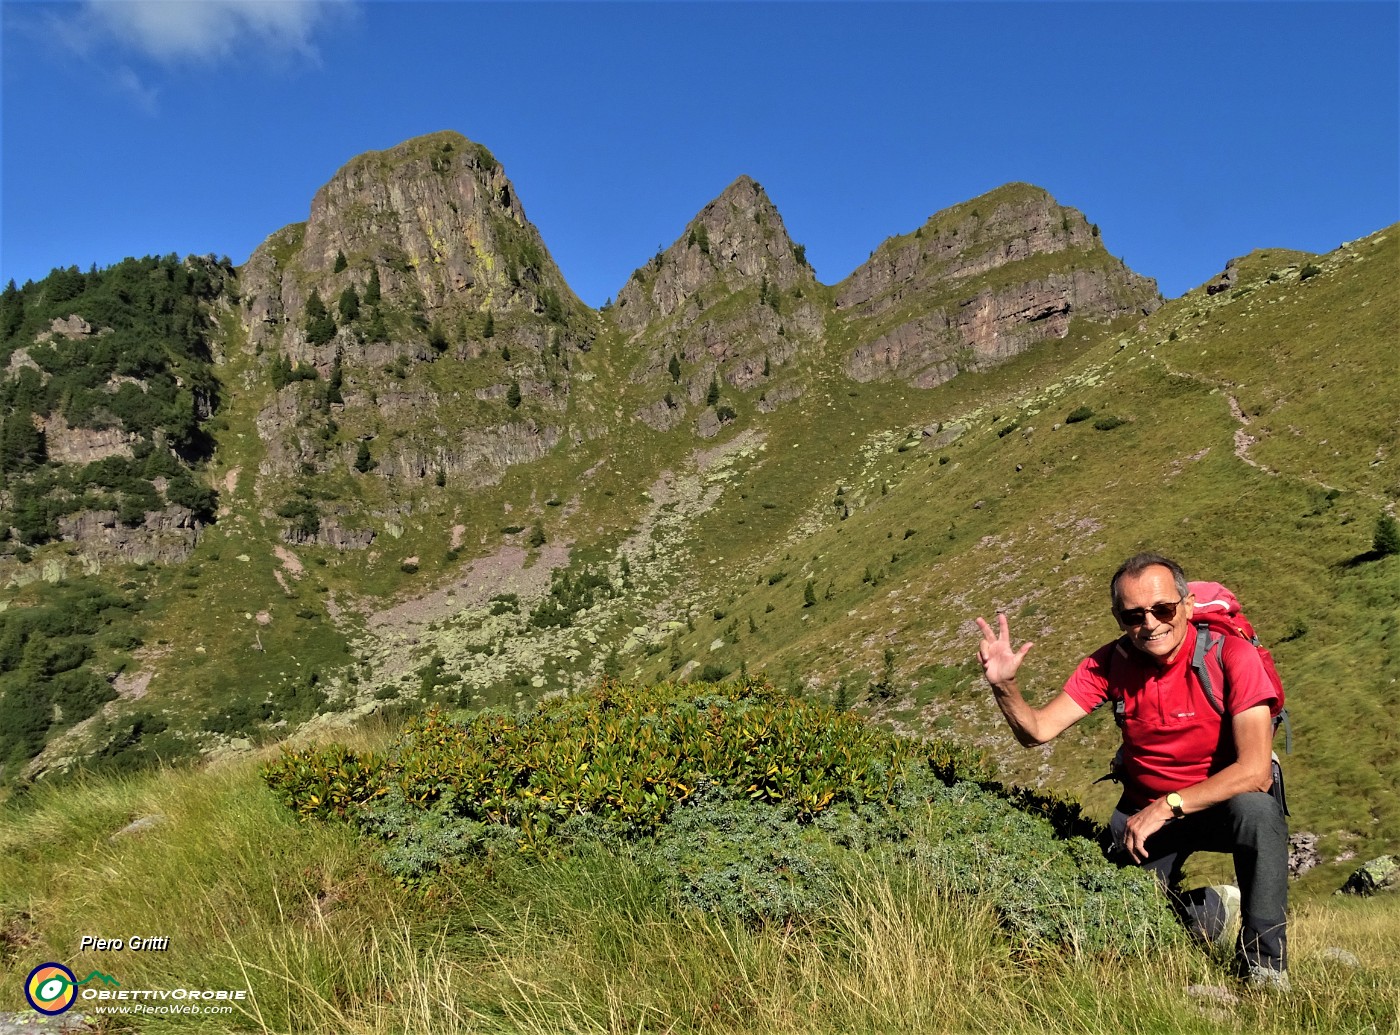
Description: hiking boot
1209,884,1241,952
1244,965,1291,994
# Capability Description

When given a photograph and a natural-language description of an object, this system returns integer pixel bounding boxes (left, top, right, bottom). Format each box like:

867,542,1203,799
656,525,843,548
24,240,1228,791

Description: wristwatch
1165,792,1186,819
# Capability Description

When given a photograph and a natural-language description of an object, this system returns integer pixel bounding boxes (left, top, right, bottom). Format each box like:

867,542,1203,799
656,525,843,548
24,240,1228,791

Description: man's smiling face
1114,565,1195,664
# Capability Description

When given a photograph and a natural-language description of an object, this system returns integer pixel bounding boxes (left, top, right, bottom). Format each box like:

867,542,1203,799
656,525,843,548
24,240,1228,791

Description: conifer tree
363,268,382,306
706,375,720,407
325,350,344,405
304,289,336,346
1,409,45,471
1375,511,1400,557
364,308,388,343
337,285,360,323
669,354,682,383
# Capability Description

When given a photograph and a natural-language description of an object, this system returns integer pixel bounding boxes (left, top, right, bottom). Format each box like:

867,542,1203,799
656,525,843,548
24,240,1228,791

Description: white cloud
74,0,350,64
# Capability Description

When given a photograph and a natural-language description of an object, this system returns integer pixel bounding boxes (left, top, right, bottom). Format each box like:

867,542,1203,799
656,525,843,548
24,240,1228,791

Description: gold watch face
1166,793,1184,815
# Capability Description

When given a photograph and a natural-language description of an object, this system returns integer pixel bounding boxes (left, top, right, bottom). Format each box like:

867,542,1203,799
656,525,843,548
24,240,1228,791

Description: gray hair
1110,552,1189,611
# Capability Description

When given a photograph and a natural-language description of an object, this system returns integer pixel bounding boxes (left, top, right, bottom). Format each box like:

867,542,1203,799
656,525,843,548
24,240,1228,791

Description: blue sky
3,1,1397,306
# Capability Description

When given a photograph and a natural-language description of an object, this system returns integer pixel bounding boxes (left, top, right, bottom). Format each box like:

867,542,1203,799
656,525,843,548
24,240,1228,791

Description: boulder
1205,258,1240,296
1336,855,1399,896
1288,831,1321,879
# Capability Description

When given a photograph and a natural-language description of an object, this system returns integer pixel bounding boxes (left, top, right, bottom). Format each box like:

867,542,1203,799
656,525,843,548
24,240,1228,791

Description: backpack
1097,580,1291,812
1186,580,1291,753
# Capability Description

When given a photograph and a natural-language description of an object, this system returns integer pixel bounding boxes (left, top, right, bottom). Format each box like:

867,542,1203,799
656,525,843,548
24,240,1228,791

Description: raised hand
975,612,1033,688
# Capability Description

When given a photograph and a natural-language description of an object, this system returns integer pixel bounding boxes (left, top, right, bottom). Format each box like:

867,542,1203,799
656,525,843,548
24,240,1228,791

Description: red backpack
1187,581,1291,752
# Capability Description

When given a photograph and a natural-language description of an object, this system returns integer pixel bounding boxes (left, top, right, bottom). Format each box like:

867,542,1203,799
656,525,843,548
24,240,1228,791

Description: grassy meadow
1,707,1397,1035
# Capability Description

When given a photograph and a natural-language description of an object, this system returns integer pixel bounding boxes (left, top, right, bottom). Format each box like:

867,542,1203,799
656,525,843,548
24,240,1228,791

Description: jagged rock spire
612,176,815,334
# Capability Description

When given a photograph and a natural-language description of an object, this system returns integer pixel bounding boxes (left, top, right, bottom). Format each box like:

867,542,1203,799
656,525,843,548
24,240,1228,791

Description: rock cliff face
38,413,139,466
238,131,593,490
836,184,1161,386
55,506,202,565
611,177,822,432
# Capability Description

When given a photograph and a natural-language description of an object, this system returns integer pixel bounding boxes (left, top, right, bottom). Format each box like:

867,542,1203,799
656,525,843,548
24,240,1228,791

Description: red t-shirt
1063,625,1279,809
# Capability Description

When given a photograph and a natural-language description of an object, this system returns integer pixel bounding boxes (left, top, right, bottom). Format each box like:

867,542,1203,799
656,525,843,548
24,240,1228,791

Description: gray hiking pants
1111,790,1288,975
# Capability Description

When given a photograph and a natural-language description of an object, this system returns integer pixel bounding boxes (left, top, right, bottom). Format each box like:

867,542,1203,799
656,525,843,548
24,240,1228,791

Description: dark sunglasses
1116,599,1184,627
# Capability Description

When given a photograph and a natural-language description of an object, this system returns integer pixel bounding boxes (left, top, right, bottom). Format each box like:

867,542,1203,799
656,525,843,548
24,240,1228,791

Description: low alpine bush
263,678,1180,954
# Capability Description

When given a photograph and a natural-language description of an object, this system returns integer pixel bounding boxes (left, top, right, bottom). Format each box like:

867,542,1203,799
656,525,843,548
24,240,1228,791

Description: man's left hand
1123,798,1172,862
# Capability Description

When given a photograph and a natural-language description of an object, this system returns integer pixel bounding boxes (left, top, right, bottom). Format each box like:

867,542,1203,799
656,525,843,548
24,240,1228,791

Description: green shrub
276,496,320,538
1093,416,1127,431
265,679,925,835
1300,263,1323,281
1065,405,1094,424
262,678,1179,952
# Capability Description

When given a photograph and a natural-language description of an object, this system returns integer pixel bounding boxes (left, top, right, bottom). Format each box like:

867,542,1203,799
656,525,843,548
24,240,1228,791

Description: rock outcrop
835,184,1161,386
1205,258,1240,295
239,131,593,493
55,506,202,565
612,177,822,431
613,176,814,333
242,131,587,354
1337,855,1399,896
39,412,139,465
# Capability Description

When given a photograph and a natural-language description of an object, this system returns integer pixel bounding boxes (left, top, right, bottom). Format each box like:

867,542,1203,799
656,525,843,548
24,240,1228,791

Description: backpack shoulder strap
1191,623,1227,716
1107,636,1133,727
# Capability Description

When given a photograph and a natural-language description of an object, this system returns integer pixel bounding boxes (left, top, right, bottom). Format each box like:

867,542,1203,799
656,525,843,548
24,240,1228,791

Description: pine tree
325,351,344,405
354,440,373,473
334,251,348,273
506,381,522,409
0,279,23,341
304,289,336,346
270,353,294,390
1374,511,1400,557
337,285,360,323
706,375,720,407
669,354,682,383
1,409,45,471
365,308,388,343
363,268,382,306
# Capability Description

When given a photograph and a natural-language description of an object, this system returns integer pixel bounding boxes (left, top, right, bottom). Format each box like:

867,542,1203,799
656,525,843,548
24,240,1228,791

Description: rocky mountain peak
836,182,1162,387
241,130,583,350
612,175,815,335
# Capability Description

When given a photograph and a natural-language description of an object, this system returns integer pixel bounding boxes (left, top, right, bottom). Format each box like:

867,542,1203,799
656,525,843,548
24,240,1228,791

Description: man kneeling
974,552,1289,990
